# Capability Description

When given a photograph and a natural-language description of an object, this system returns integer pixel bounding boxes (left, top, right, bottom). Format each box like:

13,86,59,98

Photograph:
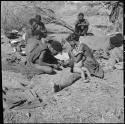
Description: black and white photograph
1,1,124,123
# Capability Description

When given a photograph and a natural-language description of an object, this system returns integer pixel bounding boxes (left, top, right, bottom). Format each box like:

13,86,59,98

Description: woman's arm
75,53,83,63
40,23,47,38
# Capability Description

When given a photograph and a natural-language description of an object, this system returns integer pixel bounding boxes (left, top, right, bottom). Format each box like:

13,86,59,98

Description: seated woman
25,18,37,43
35,15,47,38
67,40,91,82
25,16,47,44
66,12,89,42
25,30,63,75
66,40,104,79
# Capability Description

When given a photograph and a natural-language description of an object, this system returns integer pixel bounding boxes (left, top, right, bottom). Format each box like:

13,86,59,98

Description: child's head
78,12,84,20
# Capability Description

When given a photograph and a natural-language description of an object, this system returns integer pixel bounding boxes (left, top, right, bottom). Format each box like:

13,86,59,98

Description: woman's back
25,37,40,56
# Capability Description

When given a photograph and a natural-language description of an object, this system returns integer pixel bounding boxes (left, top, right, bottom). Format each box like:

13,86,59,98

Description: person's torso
70,46,84,67
80,43,97,63
75,19,87,33
33,21,45,31
26,38,48,55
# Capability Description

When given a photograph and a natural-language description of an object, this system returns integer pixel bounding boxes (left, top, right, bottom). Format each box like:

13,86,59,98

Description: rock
109,33,123,49
114,62,123,70
80,36,110,50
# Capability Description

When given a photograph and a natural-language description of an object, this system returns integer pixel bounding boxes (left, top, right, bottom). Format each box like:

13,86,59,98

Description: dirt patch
2,66,124,123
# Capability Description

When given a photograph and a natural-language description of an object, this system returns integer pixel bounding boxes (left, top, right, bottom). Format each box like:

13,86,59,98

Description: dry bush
1,1,75,33
1,1,57,32
1,1,36,32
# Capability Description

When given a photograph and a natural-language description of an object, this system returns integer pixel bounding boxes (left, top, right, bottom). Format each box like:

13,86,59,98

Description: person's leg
82,26,88,36
79,67,90,82
74,34,80,41
33,64,54,74
73,66,85,80
66,33,79,42
81,71,86,80
73,66,90,83
66,33,74,42
82,67,91,79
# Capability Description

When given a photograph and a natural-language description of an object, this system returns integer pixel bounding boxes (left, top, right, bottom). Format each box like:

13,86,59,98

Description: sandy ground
2,67,124,123
2,2,124,123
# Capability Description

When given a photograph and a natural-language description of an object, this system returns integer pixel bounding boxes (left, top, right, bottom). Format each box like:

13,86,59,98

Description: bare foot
81,78,90,83
81,73,85,80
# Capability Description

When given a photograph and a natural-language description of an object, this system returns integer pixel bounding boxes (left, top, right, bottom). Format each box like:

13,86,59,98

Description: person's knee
82,67,88,72
45,67,54,74
34,64,54,74
99,70,104,79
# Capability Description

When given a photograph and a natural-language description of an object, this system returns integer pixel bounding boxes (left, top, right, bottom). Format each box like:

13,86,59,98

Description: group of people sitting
7,12,123,92
22,13,104,84
6,12,123,92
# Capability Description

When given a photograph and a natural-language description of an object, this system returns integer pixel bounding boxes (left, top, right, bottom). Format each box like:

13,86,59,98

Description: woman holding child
67,40,104,79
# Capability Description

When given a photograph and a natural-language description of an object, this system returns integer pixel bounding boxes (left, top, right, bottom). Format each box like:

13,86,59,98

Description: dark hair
29,18,36,25
35,15,41,21
49,40,63,52
78,12,84,17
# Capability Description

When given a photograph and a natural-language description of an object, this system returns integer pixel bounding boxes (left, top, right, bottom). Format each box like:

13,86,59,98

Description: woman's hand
58,60,65,66
63,59,74,67
52,64,60,69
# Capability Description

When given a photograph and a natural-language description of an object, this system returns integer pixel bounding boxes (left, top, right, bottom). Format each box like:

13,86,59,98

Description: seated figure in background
35,15,47,38
25,15,47,43
66,12,89,42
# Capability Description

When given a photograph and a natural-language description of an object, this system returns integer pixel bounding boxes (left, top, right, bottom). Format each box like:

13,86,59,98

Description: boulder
79,33,123,50
79,36,110,50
